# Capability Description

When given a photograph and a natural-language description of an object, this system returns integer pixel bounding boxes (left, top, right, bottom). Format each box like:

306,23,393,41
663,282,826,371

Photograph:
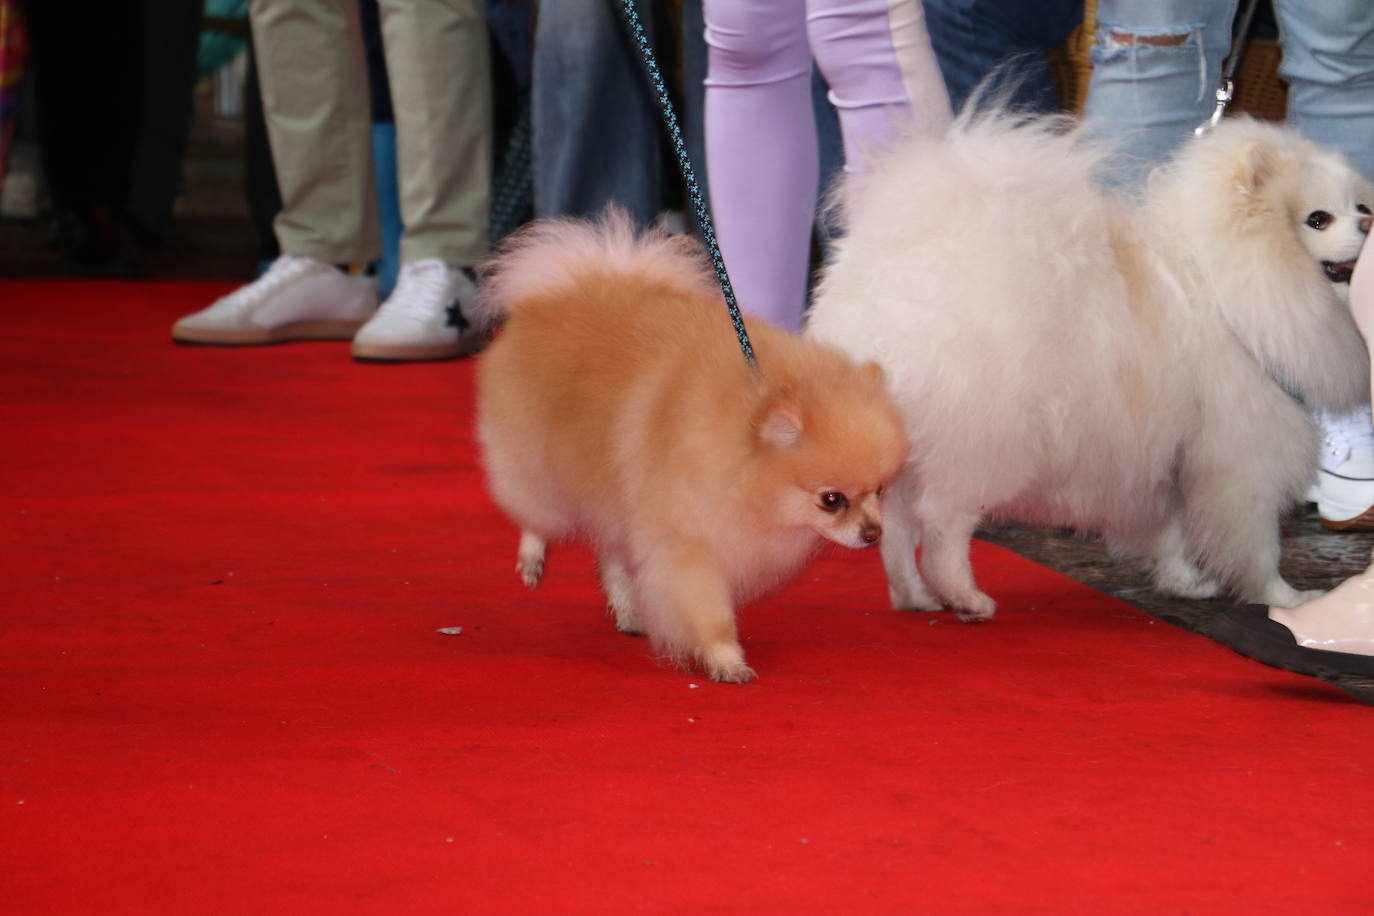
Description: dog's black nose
860,525,881,545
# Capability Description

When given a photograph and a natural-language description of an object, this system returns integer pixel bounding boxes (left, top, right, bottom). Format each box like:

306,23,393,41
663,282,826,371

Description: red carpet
3,280,1371,913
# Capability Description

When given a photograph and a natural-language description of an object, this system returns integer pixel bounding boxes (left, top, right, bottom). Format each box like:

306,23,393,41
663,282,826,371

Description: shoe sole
1320,504,1374,531
350,334,490,363
1211,604,1374,680
1313,468,1374,530
172,319,368,346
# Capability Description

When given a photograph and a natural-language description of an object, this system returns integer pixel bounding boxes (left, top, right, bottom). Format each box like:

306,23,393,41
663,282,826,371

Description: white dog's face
1292,157,1373,294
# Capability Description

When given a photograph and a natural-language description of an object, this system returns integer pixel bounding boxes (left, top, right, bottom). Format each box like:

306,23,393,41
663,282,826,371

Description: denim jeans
534,0,713,226
1274,0,1374,182
923,0,1084,114
1085,0,1374,191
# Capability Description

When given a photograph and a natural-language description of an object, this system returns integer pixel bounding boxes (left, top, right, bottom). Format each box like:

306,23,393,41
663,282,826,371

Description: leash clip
1194,78,1234,137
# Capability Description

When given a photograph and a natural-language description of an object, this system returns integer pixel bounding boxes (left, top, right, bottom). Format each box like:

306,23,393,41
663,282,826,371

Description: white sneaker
172,254,378,345
0,142,43,219
1312,406,1374,529
350,258,488,362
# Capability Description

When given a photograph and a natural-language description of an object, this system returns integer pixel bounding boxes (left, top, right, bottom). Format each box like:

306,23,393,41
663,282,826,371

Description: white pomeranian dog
807,111,1373,620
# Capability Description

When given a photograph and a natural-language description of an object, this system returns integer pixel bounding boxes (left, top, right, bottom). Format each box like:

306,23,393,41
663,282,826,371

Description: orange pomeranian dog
472,210,907,682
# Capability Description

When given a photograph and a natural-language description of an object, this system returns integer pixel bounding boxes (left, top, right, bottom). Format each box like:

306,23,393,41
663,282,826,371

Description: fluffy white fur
807,111,1373,619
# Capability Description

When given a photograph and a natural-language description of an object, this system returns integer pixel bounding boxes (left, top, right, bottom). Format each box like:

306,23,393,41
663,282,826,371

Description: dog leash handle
1193,0,1258,137
1194,79,1234,138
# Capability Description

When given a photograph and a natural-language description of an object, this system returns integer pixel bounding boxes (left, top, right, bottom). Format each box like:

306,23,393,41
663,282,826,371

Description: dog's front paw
702,643,757,684
889,582,943,612
950,590,997,622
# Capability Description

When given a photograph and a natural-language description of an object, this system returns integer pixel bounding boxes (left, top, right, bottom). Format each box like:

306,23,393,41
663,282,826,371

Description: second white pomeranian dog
808,112,1372,620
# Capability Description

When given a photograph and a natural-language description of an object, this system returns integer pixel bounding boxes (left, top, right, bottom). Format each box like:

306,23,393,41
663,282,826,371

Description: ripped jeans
1085,0,1374,192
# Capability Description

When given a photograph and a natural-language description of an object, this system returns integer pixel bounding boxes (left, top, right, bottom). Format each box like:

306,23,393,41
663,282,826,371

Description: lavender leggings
704,0,949,331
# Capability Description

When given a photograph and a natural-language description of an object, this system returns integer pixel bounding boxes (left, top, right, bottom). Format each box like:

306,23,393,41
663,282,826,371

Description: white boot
351,259,489,362
172,254,378,345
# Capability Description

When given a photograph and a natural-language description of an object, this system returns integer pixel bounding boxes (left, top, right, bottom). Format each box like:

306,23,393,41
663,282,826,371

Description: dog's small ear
1238,142,1275,193
757,401,804,449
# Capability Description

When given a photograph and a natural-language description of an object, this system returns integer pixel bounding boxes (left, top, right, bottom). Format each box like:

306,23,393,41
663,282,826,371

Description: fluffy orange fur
474,211,907,682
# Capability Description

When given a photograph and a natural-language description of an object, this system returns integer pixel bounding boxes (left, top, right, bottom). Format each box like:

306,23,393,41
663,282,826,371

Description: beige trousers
249,0,491,268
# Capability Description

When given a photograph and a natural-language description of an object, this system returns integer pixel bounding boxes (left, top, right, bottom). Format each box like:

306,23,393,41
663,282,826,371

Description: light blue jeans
1085,0,1374,191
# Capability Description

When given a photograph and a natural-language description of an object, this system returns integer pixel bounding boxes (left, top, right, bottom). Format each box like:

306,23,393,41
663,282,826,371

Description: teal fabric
197,0,248,81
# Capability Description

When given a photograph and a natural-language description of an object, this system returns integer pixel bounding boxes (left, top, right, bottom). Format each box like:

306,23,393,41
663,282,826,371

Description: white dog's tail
472,207,721,326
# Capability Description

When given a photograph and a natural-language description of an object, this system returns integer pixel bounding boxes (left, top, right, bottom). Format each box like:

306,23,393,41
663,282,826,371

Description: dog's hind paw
611,603,645,636
516,531,546,589
518,559,544,589
709,662,757,684
1166,578,1224,600
1262,582,1325,609
1154,559,1223,600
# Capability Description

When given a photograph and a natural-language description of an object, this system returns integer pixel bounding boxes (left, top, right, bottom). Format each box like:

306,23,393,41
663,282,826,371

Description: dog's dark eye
1359,204,1372,216
819,492,848,512
1306,210,1333,230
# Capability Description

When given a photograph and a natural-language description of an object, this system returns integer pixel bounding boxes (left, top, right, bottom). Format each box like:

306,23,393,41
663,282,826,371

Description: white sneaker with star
172,254,378,345
350,258,488,362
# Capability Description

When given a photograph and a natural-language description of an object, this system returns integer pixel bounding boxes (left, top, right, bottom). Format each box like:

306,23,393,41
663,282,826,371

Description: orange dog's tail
472,206,719,327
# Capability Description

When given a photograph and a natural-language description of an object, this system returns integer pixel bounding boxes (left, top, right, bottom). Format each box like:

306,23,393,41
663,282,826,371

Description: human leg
376,0,491,268
173,0,379,345
1083,0,1236,193
923,0,1084,114
806,0,951,179
351,0,492,362
1272,0,1374,183
532,0,662,224
26,0,144,274
703,0,817,331
249,0,378,264
127,0,203,245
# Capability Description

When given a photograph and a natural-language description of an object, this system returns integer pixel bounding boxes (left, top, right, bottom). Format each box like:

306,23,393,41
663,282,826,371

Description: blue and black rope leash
615,0,758,368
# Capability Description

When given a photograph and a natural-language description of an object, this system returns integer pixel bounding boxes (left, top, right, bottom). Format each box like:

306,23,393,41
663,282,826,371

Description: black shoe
51,207,140,278
1210,604,1374,679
